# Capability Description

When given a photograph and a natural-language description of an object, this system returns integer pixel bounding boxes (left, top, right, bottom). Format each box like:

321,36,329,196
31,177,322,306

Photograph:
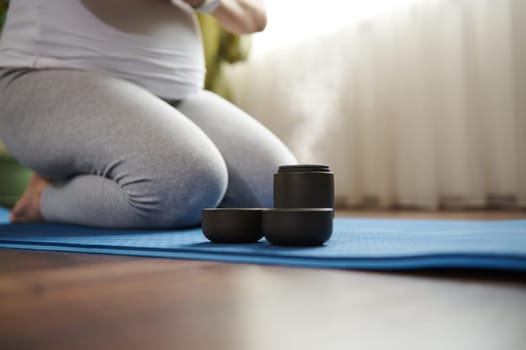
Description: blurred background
1,0,525,211
225,0,526,210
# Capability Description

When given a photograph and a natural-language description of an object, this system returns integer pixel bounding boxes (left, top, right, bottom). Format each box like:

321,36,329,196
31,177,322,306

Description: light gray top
0,0,205,99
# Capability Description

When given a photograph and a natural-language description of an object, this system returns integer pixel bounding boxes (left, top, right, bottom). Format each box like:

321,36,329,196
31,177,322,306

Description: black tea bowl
201,208,263,243
262,208,333,246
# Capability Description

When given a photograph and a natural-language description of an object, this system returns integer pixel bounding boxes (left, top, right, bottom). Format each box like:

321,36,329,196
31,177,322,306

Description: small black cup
202,208,263,243
273,164,334,209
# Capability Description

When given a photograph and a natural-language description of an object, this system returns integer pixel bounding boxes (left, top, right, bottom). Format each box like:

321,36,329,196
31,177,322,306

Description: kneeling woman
0,0,296,228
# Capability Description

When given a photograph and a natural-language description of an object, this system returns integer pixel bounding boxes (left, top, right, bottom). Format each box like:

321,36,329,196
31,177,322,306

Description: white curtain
226,0,526,209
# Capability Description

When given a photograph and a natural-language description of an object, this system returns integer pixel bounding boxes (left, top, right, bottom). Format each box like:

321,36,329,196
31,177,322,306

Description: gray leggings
0,68,296,228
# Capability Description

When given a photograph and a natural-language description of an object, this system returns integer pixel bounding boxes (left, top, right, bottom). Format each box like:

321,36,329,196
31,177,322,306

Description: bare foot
10,173,51,223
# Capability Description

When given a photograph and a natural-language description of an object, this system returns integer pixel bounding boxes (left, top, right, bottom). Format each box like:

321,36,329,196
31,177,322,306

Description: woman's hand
184,0,267,35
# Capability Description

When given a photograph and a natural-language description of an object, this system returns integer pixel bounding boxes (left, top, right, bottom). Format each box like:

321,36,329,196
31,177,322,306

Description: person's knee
125,150,228,228
159,159,228,227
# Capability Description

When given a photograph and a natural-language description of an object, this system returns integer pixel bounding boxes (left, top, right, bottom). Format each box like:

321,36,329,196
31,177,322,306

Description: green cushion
0,153,32,208
198,13,251,100
0,1,7,30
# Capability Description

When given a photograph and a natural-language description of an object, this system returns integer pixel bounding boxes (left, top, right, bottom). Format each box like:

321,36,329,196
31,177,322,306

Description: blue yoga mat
0,207,525,271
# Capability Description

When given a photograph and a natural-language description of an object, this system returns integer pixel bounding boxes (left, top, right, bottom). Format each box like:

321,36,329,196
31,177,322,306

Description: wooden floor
1,210,525,350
